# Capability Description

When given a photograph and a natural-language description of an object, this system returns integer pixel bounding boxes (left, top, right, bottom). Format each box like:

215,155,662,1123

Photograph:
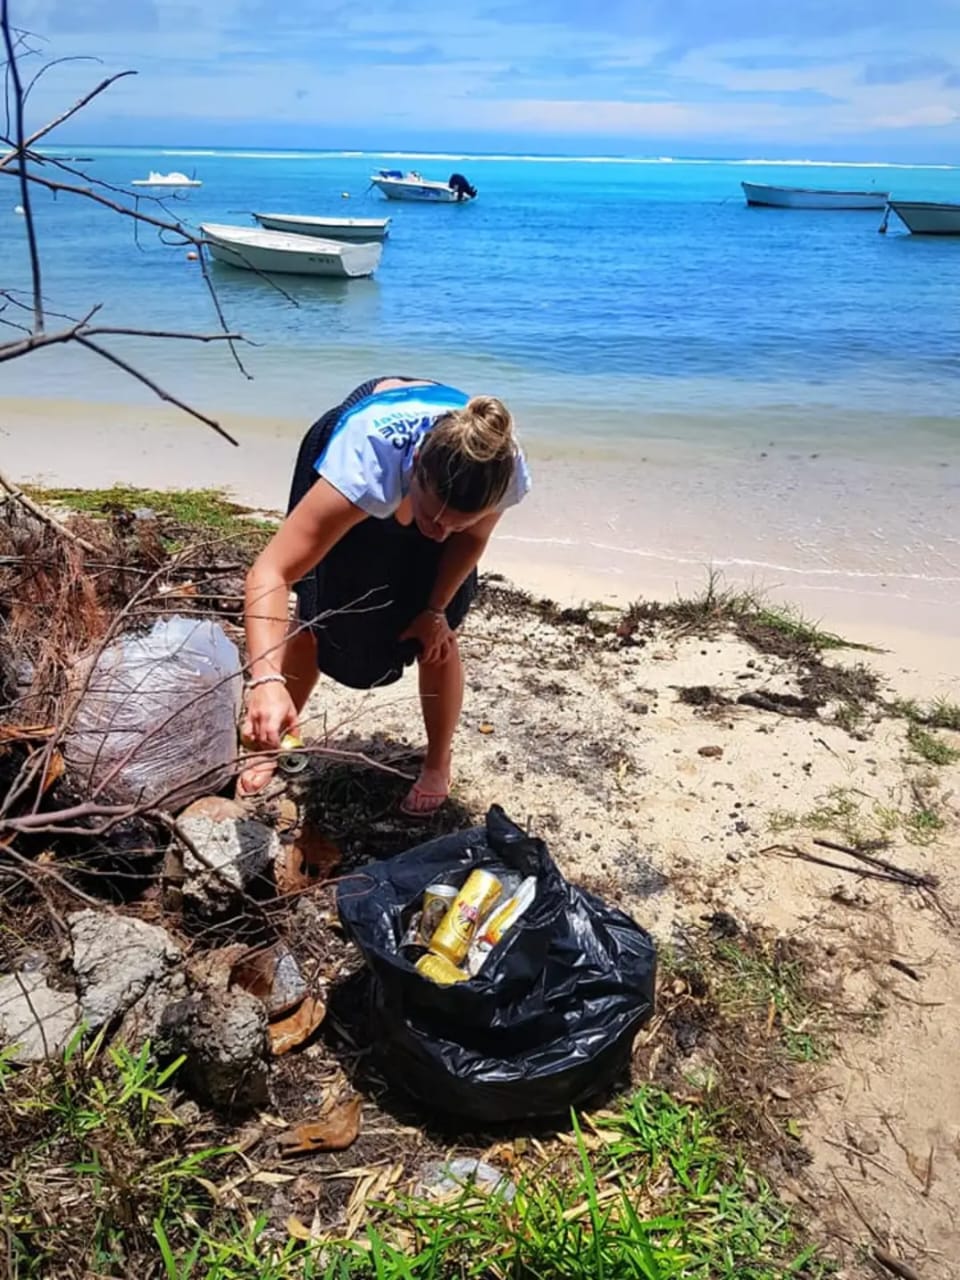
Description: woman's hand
241,681,298,751
400,609,453,665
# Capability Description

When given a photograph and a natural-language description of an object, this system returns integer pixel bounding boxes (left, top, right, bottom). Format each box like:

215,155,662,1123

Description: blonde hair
415,395,516,513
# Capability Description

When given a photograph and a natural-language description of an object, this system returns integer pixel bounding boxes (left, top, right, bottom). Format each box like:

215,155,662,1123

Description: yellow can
416,953,469,985
418,883,459,944
429,869,502,965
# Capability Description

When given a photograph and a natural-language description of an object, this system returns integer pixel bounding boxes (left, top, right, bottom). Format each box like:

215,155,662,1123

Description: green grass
745,605,852,652
0,1034,826,1280
713,941,828,1065
906,721,960,767
361,1092,826,1280
26,484,278,537
769,784,945,849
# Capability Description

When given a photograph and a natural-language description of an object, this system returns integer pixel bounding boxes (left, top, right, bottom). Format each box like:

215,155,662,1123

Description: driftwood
812,838,938,889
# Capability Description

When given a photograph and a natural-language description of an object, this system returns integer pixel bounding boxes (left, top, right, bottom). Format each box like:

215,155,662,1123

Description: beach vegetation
889,696,960,734
905,721,960,767
26,484,278,540
769,783,947,848
0,1034,825,1279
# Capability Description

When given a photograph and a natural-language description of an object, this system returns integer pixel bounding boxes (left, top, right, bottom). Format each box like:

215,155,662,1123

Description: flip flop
399,780,449,818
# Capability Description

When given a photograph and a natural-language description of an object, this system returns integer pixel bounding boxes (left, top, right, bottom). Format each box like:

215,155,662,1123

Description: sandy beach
5,393,960,680
3,390,960,1274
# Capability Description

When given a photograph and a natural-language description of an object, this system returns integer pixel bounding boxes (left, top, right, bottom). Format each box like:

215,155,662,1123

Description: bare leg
238,623,319,795
401,635,463,815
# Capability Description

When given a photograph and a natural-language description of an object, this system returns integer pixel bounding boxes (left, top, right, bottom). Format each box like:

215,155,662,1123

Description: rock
117,971,189,1048
158,988,269,1111
0,971,81,1062
698,745,724,759
69,910,182,1027
177,797,279,912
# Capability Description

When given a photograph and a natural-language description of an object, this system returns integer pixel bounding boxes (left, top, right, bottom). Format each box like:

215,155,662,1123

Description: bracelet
246,672,287,691
425,606,446,619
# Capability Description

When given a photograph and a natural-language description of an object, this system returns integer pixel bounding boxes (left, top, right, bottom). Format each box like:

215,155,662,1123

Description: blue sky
13,0,960,159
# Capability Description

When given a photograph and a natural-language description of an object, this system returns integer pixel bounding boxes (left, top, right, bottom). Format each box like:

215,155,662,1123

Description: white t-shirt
314,382,532,519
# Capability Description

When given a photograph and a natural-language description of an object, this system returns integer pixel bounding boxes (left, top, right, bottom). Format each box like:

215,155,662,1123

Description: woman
240,376,531,814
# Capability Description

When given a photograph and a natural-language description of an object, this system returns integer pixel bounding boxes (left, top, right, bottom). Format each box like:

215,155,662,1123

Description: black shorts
287,378,478,690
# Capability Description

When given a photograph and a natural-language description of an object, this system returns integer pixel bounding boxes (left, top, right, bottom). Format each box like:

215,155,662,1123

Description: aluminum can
418,883,459,944
278,733,309,775
429,869,502,965
416,952,469,985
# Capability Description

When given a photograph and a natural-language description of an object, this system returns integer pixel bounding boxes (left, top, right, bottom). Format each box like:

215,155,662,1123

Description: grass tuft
906,721,960,767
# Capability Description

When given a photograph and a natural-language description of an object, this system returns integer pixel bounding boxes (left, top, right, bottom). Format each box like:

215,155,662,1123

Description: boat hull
201,224,381,278
370,176,462,203
253,212,390,242
742,181,888,210
887,200,960,235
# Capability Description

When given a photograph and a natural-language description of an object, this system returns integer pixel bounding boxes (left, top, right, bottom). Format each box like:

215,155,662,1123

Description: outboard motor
448,172,477,202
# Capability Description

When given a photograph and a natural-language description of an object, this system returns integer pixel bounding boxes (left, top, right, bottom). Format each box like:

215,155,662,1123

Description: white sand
4,393,959,690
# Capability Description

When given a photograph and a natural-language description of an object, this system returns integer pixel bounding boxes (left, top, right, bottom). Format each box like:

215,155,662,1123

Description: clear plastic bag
66,616,242,810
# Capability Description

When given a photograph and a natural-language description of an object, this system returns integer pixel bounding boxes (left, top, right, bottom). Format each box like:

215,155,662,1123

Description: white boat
742,181,888,210
369,169,477,203
252,211,391,242
131,170,202,188
883,200,960,235
200,223,381,278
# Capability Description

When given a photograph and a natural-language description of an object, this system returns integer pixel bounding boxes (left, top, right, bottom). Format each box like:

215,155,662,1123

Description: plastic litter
337,805,657,1123
416,1158,516,1202
67,616,241,809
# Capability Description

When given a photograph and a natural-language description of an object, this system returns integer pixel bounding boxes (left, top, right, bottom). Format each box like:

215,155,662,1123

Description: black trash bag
336,806,657,1123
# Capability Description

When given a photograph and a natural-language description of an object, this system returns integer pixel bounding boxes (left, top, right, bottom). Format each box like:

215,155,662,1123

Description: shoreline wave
37,146,957,171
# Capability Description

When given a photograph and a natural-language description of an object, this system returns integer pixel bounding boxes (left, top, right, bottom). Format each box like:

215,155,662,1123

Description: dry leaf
251,1171,297,1185
285,1216,315,1242
269,993,326,1055
277,1097,362,1155
276,824,342,896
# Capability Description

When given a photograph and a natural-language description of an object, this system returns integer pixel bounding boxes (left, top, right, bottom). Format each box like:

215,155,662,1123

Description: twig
812,838,938,889
888,958,922,983
0,68,137,169
74,335,239,445
761,844,917,885
0,467,98,552
872,1248,921,1280
1,4,42,330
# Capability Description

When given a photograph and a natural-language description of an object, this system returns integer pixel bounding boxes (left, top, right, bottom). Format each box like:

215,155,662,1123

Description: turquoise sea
2,147,959,624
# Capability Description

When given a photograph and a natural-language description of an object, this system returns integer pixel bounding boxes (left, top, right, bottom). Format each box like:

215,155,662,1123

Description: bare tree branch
1,4,43,330
0,68,137,170
72,335,240,446
0,468,98,553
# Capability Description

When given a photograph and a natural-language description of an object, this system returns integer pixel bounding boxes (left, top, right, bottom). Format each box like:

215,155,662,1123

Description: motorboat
369,169,477,202
200,223,381,277
131,170,202,187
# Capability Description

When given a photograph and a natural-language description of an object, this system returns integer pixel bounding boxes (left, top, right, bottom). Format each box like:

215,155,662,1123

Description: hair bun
461,395,514,461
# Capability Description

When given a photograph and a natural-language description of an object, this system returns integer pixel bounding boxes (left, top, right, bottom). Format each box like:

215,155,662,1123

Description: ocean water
2,148,959,623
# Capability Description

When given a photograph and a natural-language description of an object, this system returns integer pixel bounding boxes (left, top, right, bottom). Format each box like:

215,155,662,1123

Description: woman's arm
428,512,501,612
244,478,366,743
401,512,500,663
